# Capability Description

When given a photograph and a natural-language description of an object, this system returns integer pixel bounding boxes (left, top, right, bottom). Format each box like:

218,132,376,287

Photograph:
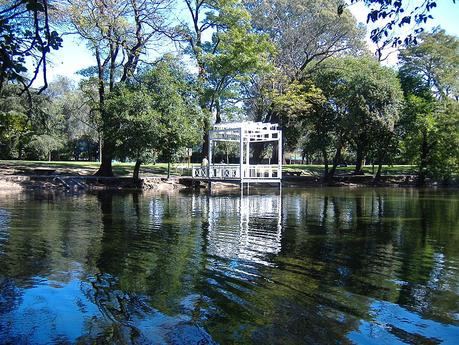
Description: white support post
239,128,243,181
245,140,250,178
278,130,282,180
208,131,213,179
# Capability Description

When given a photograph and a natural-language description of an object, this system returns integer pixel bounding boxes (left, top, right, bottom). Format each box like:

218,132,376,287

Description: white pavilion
192,121,282,184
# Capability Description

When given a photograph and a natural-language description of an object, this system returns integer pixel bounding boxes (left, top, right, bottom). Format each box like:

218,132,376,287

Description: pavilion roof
213,121,278,131
210,121,280,142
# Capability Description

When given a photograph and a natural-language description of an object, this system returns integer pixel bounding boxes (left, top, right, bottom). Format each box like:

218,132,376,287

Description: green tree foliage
271,80,325,152
43,77,98,161
0,0,456,188
311,56,403,178
0,77,99,161
242,0,365,161
64,0,173,176
246,0,365,77
399,28,459,100
202,12,273,123
180,0,274,155
105,56,203,179
105,84,159,180
25,133,64,161
141,57,203,178
398,29,459,184
0,86,31,158
0,84,55,159
22,86,65,160
433,100,459,181
213,141,239,163
399,94,459,185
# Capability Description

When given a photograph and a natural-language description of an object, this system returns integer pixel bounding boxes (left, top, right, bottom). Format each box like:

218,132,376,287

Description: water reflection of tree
2,189,458,344
186,188,458,343
93,191,205,313
0,192,102,280
273,188,459,341
78,191,205,342
0,192,104,343
393,189,459,325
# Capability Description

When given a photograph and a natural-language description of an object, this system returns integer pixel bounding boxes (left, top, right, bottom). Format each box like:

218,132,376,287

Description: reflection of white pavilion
192,122,282,184
205,191,282,266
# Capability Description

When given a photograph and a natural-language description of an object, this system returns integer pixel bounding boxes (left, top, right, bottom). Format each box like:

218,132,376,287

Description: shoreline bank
0,174,456,192
0,175,196,192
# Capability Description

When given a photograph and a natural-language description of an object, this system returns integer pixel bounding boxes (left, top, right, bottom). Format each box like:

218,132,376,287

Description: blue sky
44,1,459,84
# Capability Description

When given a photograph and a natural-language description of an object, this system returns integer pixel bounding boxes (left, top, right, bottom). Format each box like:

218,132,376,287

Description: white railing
243,165,281,179
209,164,240,179
192,166,209,178
192,164,240,179
193,164,281,180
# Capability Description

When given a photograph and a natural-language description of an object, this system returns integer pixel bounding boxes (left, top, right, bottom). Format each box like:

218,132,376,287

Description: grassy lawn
282,164,417,176
0,160,417,177
0,160,174,177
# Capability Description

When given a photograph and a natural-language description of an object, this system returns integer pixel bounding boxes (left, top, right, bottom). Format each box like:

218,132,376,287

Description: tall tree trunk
133,159,142,180
189,4,209,157
98,134,102,162
373,148,385,183
354,145,364,175
95,143,113,176
374,162,383,181
418,129,428,186
94,47,114,177
201,128,209,157
322,148,329,177
215,98,221,124
326,144,342,180
272,142,279,164
167,160,171,179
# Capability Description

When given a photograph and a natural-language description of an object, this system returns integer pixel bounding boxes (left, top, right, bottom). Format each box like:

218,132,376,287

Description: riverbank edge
0,175,197,192
0,174,456,192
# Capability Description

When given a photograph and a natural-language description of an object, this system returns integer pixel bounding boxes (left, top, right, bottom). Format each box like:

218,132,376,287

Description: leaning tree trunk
373,148,386,183
374,162,383,183
326,145,342,181
133,159,142,180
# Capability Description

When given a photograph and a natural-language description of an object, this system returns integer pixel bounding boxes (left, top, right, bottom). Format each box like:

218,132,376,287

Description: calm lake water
0,187,458,344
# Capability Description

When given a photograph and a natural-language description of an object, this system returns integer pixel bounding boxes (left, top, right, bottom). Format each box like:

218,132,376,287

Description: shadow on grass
1,160,419,178
283,164,417,176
